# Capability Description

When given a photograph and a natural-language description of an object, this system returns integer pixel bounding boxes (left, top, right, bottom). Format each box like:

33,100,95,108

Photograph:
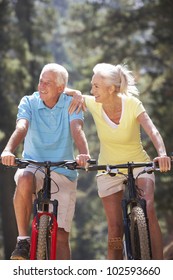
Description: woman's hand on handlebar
0,150,16,166
153,155,171,172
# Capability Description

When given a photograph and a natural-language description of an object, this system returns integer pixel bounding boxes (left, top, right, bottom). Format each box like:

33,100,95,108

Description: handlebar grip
87,166,99,171
15,158,21,164
154,161,159,169
14,158,30,168
87,159,97,165
87,165,106,171
170,152,173,160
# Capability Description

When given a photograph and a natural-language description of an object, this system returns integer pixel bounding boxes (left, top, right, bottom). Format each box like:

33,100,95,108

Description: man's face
38,71,63,107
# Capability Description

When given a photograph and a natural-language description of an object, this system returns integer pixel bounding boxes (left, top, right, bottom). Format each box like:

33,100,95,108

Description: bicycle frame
87,161,158,260
0,158,95,260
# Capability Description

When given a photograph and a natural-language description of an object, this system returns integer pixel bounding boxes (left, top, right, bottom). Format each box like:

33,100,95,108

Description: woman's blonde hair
93,63,139,96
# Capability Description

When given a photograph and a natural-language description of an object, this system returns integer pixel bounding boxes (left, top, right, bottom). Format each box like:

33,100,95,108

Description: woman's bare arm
137,111,171,172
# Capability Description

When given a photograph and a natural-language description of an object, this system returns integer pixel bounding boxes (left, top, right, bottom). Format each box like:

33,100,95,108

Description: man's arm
1,119,29,165
70,119,90,166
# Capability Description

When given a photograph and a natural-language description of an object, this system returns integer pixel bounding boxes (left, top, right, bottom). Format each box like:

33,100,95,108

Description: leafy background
0,0,173,259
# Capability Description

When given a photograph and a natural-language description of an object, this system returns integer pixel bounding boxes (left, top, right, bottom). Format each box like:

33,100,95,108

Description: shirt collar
38,92,65,110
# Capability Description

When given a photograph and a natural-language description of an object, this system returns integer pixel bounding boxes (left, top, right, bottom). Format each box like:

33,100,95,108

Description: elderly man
1,63,90,260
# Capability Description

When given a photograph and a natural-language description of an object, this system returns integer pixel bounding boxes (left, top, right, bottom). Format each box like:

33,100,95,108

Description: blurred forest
0,0,173,260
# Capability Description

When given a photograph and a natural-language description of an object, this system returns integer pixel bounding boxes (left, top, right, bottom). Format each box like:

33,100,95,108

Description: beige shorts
96,167,155,198
14,166,77,232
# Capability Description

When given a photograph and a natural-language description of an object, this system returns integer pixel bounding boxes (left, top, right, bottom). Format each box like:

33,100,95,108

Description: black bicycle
87,160,164,260
0,157,95,260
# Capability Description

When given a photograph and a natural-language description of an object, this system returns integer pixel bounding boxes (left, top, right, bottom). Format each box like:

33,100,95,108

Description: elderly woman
68,63,171,260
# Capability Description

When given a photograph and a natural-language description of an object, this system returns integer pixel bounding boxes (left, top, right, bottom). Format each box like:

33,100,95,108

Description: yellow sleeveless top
85,95,150,165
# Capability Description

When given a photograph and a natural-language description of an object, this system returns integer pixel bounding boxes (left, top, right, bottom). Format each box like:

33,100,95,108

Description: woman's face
91,73,112,103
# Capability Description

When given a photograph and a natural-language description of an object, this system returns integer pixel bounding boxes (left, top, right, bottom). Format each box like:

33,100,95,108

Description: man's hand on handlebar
75,154,91,168
0,150,16,166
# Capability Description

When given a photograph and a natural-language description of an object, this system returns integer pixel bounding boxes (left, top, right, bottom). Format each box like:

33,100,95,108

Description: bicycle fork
122,199,133,260
30,199,58,260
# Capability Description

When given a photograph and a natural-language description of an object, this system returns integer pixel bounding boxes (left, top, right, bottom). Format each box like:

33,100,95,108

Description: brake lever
15,158,31,169
64,161,78,170
85,159,97,171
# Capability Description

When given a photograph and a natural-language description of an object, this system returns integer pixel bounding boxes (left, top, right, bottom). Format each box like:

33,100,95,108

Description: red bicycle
1,158,95,260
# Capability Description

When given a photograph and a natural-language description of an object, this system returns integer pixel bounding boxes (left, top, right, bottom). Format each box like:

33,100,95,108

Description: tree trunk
0,166,18,260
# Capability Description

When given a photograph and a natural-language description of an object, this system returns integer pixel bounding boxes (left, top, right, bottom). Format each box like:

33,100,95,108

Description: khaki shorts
14,166,77,232
96,167,155,198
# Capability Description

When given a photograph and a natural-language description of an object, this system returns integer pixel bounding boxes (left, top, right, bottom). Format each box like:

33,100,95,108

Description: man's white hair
40,63,69,86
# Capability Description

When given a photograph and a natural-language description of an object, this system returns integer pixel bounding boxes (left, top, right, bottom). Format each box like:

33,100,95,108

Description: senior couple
1,62,170,260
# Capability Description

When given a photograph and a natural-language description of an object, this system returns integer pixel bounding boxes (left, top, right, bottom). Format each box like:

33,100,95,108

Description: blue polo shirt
17,91,84,181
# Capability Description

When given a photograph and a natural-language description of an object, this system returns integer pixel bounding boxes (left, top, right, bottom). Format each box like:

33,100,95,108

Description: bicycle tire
36,214,50,260
130,206,151,259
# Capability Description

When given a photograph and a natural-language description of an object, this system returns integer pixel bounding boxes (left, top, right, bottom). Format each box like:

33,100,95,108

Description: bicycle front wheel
36,214,50,260
130,206,151,260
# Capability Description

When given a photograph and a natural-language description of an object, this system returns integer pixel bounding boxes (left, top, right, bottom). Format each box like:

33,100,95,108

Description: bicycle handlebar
86,160,171,175
0,158,97,170
0,157,172,174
